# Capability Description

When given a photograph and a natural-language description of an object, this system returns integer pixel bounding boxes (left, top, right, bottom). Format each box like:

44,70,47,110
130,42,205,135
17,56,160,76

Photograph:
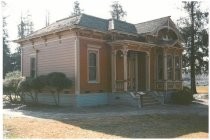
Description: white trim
146,53,150,91
135,53,138,91
123,49,128,91
111,50,117,92
21,47,23,76
75,36,80,95
87,48,100,83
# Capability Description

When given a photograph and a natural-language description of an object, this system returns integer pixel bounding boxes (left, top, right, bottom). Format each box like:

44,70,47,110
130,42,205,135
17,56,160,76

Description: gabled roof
135,16,171,35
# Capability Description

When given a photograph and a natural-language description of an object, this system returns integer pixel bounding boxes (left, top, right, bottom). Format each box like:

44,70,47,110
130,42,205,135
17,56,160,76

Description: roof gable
135,16,171,35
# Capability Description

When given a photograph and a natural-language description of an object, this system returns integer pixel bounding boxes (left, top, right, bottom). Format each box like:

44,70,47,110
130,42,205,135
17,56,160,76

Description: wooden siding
22,34,76,80
79,38,111,93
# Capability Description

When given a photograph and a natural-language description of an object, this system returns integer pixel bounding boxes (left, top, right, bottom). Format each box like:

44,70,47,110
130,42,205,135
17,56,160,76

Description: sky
2,0,209,53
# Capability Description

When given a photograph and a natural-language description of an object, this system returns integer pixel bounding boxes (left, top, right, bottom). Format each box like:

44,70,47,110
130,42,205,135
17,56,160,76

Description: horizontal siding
22,35,76,79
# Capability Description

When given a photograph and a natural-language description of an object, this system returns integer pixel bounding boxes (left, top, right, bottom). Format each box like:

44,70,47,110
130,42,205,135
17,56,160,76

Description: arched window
157,55,163,80
167,55,173,80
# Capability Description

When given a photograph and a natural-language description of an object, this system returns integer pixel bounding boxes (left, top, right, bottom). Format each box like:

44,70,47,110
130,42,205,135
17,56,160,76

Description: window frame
87,48,100,83
157,54,164,81
29,54,36,78
175,56,181,81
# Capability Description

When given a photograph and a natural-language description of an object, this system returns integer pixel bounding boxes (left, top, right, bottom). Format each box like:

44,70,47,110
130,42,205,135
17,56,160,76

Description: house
15,14,184,106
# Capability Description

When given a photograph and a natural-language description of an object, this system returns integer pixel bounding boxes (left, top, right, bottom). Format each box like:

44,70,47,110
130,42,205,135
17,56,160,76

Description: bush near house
17,72,72,105
171,87,193,105
3,71,72,106
3,71,23,103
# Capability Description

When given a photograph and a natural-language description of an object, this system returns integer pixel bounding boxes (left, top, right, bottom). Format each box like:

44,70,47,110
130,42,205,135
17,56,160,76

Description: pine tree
2,1,12,78
110,1,126,20
71,1,83,16
11,11,34,72
178,1,209,93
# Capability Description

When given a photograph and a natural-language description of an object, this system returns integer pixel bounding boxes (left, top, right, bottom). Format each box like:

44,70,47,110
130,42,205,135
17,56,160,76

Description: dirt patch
4,114,208,138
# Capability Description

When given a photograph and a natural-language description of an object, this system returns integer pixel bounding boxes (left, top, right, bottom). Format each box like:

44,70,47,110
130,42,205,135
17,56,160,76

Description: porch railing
116,80,124,91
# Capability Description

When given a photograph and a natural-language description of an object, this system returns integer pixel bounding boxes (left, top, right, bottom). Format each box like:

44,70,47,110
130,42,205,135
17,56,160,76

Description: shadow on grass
3,102,209,138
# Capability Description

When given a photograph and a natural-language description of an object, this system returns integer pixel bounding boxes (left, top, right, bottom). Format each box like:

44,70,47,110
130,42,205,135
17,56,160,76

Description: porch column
146,52,150,91
163,50,167,90
123,47,128,91
135,53,138,91
111,50,117,92
173,54,175,81
180,55,183,89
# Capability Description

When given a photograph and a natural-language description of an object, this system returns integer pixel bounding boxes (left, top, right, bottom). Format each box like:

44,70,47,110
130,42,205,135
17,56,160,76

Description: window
167,55,173,80
88,49,99,83
175,56,180,80
157,55,163,80
30,57,36,78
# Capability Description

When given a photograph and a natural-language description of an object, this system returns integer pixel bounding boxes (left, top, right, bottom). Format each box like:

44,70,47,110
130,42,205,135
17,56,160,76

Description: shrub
171,86,193,105
3,72,23,102
47,72,72,105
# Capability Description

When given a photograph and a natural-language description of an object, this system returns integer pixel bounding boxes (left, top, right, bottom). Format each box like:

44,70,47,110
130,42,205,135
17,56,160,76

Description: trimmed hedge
171,87,194,105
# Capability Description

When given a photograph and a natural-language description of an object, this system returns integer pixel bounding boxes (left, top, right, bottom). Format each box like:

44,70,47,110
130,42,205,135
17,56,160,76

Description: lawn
4,114,208,138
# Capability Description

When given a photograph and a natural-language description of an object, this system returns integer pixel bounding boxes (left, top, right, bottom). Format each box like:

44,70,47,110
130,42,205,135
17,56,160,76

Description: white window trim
87,47,100,84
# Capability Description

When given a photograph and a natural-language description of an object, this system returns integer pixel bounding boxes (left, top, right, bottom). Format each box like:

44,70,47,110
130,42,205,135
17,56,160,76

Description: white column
21,47,23,76
111,50,117,92
123,49,128,92
163,51,167,90
135,53,138,91
173,54,175,81
146,52,150,91
75,36,80,95
180,55,183,89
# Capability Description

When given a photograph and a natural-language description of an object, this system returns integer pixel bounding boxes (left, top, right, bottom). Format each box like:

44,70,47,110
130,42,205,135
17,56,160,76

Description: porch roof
108,40,157,47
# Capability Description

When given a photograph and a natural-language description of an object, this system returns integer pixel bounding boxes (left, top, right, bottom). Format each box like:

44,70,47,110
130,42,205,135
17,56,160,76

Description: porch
109,40,183,92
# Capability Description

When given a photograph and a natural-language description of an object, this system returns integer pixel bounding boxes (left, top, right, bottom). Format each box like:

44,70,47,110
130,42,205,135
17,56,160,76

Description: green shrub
3,72,23,102
47,72,72,105
171,86,194,105
47,72,72,92
17,72,72,105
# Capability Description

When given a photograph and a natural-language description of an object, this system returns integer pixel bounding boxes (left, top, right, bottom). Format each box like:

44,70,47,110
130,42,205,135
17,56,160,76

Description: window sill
88,81,100,84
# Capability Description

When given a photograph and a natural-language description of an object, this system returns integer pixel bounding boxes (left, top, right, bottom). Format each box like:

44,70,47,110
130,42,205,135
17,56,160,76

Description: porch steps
142,92,161,107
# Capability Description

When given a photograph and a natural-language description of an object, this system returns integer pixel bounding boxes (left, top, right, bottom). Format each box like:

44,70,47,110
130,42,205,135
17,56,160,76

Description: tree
10,47,21,71
110,1,126,20
178,2,208,93
11,11,34,72
2,1,12,78
71,1,83,16
18,11,34,38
